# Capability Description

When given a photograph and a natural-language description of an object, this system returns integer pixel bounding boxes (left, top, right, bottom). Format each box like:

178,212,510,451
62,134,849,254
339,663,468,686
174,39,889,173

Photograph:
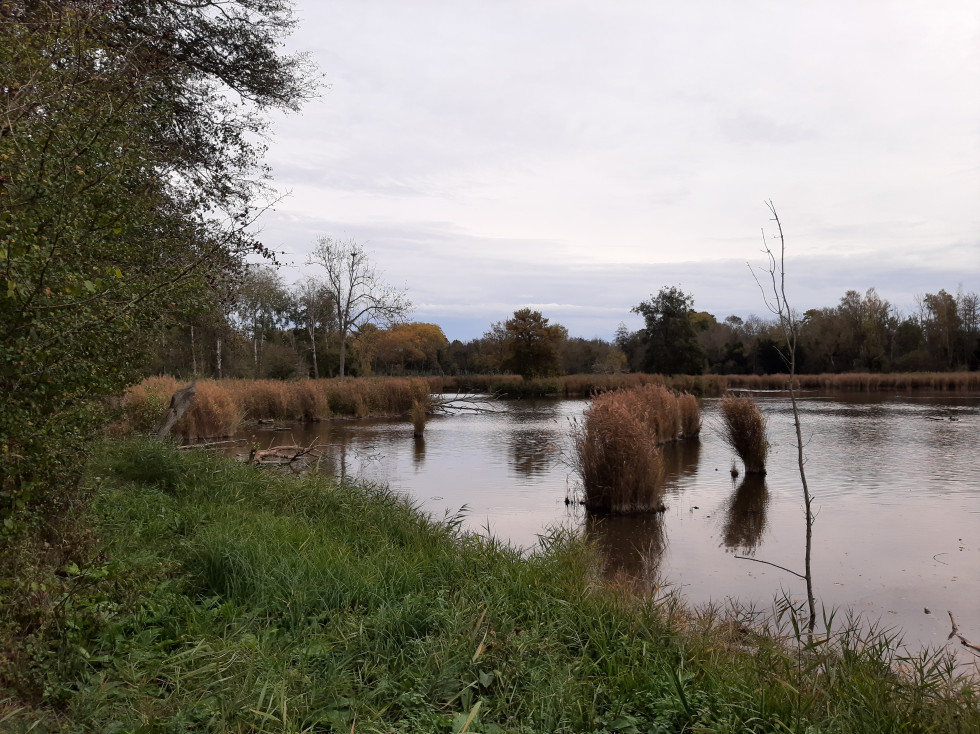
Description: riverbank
2,440,976,732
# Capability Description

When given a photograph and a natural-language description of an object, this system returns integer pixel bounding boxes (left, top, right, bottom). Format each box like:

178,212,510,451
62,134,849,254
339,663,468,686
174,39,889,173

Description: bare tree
750,200,817,635
308,237,412,380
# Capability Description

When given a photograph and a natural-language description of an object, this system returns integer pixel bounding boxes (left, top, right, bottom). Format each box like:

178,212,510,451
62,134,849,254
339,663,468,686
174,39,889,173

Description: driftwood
248,442,321,466
155,381,197,438
947,611,980,655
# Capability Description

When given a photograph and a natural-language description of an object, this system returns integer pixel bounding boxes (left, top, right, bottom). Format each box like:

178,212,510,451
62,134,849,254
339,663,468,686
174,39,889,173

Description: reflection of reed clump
719,393,769,474
570,385,700,513
509,430,556,477
585,512,666,591
722,475,769,554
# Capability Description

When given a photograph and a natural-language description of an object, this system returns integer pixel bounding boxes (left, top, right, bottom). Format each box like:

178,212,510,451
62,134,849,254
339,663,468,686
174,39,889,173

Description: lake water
237,391,980,662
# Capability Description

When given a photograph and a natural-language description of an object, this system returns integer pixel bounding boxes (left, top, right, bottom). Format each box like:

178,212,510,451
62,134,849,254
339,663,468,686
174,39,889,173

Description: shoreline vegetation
2,440,977,731
120,372,980,440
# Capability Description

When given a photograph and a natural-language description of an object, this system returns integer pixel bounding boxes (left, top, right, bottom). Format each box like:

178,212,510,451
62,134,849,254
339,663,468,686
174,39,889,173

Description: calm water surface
239,392,980,660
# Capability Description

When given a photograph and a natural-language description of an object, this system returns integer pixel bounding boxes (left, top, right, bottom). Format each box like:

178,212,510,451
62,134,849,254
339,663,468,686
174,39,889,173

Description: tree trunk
216,336,222,379
155,381,197,438
338,330,347,381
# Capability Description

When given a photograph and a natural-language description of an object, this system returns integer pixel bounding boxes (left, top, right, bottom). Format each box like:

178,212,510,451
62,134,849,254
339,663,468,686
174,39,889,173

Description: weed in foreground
2,440,977,732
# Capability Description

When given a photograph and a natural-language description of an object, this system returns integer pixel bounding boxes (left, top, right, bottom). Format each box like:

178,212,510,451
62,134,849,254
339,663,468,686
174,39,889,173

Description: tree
920,290,962,369
308,237,412,380
295,276,335,379
632,286,706,375
1,0,312,528
500,308,566,379
230,266,291,377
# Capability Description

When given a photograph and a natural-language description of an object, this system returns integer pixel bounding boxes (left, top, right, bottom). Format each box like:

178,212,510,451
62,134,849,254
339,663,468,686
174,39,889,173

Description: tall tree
295,276,335,379
1,0,312,527
632,286,706,375
500,308,566,379
308,237,412,380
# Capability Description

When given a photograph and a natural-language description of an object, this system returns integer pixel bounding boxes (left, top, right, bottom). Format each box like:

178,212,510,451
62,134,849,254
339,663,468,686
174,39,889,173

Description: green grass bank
2,441,977,732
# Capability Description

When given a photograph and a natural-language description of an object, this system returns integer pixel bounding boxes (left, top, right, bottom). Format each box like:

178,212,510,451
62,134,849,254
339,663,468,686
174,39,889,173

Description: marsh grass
119,377,435,438
678,392,702,438
2,440,977,732
719,393,769,474
571,385,701,514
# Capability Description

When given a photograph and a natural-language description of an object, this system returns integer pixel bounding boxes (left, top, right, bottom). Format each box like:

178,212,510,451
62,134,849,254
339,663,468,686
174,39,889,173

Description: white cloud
257,0,980,340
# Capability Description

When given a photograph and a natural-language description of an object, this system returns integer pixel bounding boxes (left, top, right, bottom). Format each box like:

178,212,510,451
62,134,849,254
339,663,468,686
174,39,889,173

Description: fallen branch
735,555,806,580
177,439,244,451
249,441,322,466
947,610,980,655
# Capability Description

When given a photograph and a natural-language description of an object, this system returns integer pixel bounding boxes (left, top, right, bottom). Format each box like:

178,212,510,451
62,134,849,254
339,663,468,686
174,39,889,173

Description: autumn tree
371,323,448,374
308,237,412,380
499,308,566,379
632,286,706,375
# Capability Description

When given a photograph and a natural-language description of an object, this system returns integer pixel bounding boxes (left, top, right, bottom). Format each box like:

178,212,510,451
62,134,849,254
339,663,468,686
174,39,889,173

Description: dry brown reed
719,393,768,475
410,400,427,437
571,384,699,514
678,393,701,438
570,396,665,514
120,376,434,439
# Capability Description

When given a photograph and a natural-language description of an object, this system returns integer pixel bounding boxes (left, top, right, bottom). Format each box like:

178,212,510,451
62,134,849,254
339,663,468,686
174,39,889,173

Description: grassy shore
2,441,977,732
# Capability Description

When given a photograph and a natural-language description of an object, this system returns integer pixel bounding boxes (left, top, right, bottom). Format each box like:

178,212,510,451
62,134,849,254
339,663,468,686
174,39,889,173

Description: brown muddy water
234,392,980,663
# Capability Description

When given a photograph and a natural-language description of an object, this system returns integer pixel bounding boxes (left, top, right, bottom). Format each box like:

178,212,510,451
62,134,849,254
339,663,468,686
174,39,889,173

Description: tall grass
719,393,769,474
571,385,700,514
678,392,701,438
3,440,977,731
119,377,434,438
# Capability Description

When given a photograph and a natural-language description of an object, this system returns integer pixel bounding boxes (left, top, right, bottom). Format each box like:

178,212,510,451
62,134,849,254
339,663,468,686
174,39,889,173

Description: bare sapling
749,200,816,634
719,393,769,474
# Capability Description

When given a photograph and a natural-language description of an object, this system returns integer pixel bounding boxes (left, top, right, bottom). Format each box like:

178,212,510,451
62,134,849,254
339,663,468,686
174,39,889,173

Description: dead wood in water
947,610,980,655
155,381,196,438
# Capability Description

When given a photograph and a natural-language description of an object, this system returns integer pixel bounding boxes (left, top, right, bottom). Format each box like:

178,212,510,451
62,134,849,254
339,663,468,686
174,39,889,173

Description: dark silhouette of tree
632,286,706,375
500,308,566,379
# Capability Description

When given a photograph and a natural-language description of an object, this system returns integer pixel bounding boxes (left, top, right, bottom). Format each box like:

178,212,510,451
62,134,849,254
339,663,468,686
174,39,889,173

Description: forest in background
145,267,980,380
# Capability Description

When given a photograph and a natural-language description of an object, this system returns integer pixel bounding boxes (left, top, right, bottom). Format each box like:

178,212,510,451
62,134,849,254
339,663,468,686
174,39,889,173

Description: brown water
236,392,980,662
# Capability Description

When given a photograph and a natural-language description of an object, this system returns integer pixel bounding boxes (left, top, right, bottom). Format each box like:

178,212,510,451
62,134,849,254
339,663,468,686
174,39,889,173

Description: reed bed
434,371,980,397
119,377,435,438
571,385,699,514
719,393,769,475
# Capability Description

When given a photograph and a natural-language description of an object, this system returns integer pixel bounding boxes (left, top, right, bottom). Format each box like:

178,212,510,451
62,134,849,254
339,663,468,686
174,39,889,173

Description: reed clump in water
570,397,665,514
571,384,700,513
678,392,702,438
719,393,769,475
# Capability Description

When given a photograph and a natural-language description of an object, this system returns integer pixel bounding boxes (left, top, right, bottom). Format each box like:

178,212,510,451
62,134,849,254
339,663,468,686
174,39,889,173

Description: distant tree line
145,279,980,380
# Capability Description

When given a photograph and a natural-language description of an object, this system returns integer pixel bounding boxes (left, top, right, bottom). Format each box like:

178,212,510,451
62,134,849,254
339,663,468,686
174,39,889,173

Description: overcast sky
257,0,980,341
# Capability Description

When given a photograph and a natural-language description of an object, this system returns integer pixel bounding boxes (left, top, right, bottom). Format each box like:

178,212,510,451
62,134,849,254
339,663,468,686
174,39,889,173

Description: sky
256,0,980,342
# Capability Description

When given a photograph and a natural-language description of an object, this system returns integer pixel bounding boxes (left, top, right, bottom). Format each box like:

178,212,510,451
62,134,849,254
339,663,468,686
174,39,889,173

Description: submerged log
155,381,197,438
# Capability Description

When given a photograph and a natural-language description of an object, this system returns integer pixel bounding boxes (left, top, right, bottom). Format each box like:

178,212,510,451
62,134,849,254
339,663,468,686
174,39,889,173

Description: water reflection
412,436,426,468
662,440,701,490
585,512,666,590
508,429,558,477
721,475,769,555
